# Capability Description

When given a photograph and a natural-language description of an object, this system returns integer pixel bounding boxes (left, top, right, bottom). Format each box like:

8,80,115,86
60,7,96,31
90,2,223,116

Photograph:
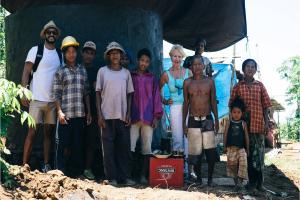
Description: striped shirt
52,64,89,118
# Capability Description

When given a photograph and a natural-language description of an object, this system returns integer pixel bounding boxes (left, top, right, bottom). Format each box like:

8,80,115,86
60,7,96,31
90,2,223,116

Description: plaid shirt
229,80,271,134
52,64,89,118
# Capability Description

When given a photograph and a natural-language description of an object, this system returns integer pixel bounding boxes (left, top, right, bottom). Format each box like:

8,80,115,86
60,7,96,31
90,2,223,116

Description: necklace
171,66,183,79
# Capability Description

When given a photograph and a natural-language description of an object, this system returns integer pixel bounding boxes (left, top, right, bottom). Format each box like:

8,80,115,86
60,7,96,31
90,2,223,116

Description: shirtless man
182,56,219,186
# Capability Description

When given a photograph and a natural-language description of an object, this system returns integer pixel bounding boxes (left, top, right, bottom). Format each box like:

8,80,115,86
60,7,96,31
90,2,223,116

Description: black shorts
58,117,85,149
188,115,214,132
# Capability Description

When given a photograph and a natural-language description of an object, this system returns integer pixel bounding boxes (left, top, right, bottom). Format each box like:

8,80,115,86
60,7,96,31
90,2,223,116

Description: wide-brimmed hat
83,41,96,51
40,20,61,39
103,42,125,59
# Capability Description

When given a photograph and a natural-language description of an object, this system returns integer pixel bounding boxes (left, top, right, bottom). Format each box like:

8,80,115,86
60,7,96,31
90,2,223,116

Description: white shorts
29,100,56,125
188,128,215,155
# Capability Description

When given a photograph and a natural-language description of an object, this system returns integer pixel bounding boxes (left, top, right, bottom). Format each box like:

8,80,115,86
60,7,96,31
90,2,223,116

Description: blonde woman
160,45,192,169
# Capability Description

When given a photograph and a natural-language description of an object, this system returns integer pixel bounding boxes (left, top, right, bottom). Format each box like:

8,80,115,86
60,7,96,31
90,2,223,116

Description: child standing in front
223,97,249,190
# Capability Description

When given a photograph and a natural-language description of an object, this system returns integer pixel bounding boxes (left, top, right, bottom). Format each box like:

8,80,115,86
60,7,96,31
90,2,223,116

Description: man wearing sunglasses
21,20,62,172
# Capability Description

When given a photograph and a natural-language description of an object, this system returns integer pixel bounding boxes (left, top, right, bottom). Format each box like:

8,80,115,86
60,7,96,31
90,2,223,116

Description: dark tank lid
1,0,247,51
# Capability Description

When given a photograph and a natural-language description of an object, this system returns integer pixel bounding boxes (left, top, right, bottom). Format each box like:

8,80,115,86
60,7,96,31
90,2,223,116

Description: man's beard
45,36,56,44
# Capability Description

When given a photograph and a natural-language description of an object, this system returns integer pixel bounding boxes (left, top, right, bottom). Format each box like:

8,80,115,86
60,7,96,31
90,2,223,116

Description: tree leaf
20,111,29,124
3,147,11,155
27,114,36,128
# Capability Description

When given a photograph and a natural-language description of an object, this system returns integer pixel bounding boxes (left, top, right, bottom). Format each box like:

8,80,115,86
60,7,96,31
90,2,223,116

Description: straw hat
103,42,125,59
83,41,96,51
40,20,61,39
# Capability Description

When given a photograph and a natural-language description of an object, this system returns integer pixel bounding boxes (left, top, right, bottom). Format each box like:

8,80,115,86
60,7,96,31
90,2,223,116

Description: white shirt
96,66,134,121
26,45,61,102
202,56,211,74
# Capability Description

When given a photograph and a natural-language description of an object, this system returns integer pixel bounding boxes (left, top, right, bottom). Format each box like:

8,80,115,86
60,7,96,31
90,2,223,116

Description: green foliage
0,78,35,135
278,56,300,105
0,78,35,186
0,7,20,187
0,156,14,188
0,6,7,78
277,56,300,140
279,118,300,141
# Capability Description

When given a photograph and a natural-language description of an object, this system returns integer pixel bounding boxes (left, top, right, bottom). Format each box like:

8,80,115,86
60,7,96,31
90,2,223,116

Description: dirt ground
0,143,299,200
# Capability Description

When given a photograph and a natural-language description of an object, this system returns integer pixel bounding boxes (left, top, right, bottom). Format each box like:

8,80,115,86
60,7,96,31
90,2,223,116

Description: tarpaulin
213,63,237,118
1,0,247,51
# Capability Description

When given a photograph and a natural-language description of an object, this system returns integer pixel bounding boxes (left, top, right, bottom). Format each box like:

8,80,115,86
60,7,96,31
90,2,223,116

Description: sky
163,0,300,124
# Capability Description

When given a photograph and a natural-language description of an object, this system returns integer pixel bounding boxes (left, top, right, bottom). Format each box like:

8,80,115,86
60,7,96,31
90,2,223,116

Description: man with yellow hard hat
21,20,62,172
52,36,92,177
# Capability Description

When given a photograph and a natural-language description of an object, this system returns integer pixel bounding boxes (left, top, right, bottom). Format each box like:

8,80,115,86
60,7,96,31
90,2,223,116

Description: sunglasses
46,30,58,36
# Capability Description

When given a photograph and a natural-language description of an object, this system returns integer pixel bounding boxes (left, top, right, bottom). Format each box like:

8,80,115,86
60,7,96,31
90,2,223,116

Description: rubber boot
128,151,138,180
140,154,151,184
195,154,203,184
205,148,216,186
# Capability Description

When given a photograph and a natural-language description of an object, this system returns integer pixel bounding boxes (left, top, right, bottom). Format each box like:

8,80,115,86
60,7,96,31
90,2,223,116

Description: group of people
20,20,272,191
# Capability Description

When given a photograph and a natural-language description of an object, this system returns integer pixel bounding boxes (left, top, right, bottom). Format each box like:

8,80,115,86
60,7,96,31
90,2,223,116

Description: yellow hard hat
61,36,79,50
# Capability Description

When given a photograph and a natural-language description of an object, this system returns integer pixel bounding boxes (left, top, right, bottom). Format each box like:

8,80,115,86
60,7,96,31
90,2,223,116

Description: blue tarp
162,58,236,121
212,63,237,118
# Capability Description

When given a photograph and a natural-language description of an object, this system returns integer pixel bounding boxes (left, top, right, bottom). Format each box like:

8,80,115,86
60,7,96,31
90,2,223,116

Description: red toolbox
149,157,184,188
